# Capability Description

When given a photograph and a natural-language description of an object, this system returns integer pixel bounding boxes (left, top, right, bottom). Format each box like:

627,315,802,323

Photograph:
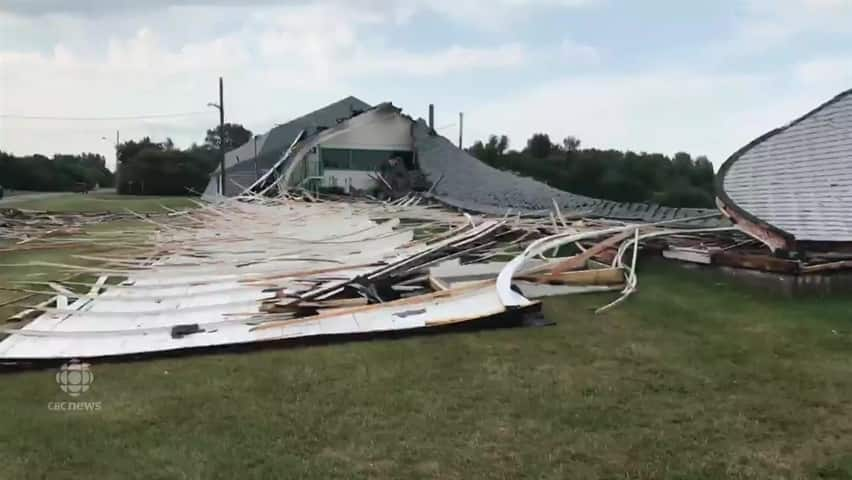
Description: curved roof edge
214,95,372,175
715,88,852,247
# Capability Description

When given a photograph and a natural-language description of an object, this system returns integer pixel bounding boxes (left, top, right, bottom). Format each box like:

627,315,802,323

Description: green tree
468,133,717,208
116,133,224,196
691,155,715,190
204,123,253,152
562,136,581,152
468,134,509,164
0,151,112,191
526,133,553,159
672,152,694,177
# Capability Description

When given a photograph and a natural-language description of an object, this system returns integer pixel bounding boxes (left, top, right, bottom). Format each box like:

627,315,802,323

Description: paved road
0,191,68,205
0,189,118,206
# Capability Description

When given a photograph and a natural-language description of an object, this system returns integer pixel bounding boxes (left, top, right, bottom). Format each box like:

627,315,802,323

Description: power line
0,111,210,121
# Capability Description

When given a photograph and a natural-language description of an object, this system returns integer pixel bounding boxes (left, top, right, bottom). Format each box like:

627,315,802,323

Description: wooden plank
800,260,852,274
429,276,450,291
515,267,625,286
662,247,712,264
711,251,800,274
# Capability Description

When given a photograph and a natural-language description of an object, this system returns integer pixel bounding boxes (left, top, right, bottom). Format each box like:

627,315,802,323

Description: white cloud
560,39,599,64
1,0,848,177
349,44,525,76
104,28,251,73
404,0,598,27
795,56,852,88
714,0,852,57
467,68,845,166
1,0,598,26
0,1,530,166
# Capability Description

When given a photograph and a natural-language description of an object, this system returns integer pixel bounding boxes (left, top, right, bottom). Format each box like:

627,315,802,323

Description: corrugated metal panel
721,90,852,242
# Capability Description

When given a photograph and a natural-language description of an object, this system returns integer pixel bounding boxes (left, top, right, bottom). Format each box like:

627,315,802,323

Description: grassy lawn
0,259,850,479
2,192,198,213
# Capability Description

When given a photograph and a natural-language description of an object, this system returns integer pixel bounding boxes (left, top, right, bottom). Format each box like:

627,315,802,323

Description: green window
320,148,415,171
321,149,350,169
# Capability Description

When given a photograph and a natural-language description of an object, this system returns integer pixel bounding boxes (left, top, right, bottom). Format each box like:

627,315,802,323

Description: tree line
0,151,114,191
116,123,252,195
468,133,716,208
0,123,253,196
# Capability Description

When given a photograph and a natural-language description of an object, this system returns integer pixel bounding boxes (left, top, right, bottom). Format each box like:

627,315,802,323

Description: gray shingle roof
413,120,721,225
718,89,852,243
253,95,371,164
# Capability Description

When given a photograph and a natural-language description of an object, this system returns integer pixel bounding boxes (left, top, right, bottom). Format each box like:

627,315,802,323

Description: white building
205,96,415,196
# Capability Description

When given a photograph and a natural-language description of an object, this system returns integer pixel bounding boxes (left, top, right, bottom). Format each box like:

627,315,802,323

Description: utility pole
208,77,226,195
103,130,121,191
254,135,260,182
458,112,464,148
114,130,120,191
218,77,225,194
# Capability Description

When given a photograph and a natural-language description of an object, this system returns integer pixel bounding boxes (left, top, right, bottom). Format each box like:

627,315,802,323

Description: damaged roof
215,97,720,225
717,88,852,244
412,120,720,224
217,95,372,174
207,95,371,196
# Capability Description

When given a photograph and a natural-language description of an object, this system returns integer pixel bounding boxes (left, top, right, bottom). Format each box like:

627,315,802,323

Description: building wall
319,112,412,151
282,105,413,189
314,110,411,193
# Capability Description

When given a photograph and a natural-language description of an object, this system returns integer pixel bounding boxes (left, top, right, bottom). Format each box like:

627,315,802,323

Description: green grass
2,192,198,213
0,261,850,479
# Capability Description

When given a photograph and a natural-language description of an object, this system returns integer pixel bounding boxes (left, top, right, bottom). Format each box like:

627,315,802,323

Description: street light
254,135,260,181
208,77,225,195
101,130,120,188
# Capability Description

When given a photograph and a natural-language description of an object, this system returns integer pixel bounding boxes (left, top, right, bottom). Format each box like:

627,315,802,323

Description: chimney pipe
428,104,435,131
458,112,464,148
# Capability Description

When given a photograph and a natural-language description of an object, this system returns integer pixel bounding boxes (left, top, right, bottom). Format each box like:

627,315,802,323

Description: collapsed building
204,97,719,224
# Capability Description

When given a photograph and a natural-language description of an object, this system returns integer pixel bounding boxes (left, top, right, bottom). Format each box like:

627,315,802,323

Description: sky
1,0,851,170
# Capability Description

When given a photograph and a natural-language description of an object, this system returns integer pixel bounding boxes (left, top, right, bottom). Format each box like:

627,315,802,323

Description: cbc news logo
55,359,94,397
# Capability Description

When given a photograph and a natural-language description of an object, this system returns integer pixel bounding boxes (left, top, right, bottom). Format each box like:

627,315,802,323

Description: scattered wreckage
0,194,731,362
2,88,851,363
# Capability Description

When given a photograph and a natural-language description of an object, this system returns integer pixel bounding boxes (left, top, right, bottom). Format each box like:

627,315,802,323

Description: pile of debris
0,208,154,250
0,195,727,362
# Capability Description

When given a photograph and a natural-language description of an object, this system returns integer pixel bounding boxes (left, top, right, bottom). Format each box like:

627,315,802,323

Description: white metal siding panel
320,112,412,151
724,92,852,241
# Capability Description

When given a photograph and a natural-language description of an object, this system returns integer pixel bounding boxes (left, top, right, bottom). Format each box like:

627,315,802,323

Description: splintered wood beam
717,198,793,252
545,230,636,274
800,260,852,274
